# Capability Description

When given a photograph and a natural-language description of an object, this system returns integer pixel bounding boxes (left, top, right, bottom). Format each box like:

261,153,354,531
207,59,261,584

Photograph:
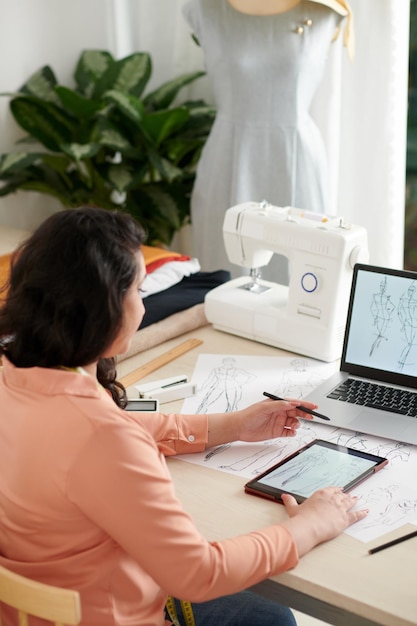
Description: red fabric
146,255,191,274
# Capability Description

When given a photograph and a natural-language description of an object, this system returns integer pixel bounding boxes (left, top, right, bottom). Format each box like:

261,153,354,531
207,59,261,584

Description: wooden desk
117,325,417,626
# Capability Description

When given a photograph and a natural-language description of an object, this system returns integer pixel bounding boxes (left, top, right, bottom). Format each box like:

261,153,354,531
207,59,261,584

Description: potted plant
0,49,214,245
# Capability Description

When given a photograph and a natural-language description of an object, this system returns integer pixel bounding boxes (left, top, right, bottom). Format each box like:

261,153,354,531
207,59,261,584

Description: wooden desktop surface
117,325,417,626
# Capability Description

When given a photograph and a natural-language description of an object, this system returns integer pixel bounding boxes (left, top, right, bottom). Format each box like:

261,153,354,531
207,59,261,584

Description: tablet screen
244,439,388,504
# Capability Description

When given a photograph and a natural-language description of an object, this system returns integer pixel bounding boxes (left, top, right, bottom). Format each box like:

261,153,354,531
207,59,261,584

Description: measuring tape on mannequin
165,596,195,626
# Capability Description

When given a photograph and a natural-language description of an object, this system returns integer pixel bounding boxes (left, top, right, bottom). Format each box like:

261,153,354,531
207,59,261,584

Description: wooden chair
0,565,81,626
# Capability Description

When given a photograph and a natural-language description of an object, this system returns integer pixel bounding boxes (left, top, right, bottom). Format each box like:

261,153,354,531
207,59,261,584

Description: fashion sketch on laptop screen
304,264,417,444
345,266,417,378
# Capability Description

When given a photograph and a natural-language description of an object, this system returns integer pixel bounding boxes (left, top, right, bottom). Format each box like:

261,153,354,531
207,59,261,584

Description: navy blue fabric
140,270,230,328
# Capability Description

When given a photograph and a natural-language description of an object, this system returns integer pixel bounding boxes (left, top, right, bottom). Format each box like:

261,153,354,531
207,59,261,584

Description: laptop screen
341,264,417,388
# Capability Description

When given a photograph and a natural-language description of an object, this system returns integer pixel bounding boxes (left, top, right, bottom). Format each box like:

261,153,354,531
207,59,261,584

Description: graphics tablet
244,439,388,504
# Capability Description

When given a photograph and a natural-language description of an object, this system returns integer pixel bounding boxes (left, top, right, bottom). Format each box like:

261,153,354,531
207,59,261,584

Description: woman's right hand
280,487,368,556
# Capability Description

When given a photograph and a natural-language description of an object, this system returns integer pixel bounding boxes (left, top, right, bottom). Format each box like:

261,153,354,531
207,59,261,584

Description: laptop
304,263,417,444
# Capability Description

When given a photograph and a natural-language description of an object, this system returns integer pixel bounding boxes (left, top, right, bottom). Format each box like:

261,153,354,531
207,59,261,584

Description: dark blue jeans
166,591,297,625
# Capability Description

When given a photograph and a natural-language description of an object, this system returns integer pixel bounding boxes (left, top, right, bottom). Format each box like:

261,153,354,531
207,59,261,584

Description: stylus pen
368,530,417,555
262,391,331,421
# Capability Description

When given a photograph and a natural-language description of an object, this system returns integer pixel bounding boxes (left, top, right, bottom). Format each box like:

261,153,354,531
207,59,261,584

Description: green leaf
40,154,75,187
103,90,144,125
0,159,77,205
144,71,205,111
93,52,152,99
95,121,133,151
144,186,181,227
74,50,114,98
165,137,204,166
146,147,183,182
18,66,58,103
18,180,75,206
124,192,172,245
0,181,30,197
0,152,39,175
60,142,101,161
127,182,191,245
10,97,74,151
107,165,134,193
180,102,216,136
15,135,40,145
141,108,189,146
55,86,103,117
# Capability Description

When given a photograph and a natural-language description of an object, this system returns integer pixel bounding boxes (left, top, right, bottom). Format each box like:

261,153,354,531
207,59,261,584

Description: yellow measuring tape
165,596,195,626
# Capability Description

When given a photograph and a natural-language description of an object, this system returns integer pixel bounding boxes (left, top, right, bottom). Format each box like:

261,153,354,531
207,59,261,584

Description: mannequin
183,0,354,277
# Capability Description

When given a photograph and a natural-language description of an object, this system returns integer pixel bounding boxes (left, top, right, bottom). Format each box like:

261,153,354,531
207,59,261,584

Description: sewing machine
204,202,369,361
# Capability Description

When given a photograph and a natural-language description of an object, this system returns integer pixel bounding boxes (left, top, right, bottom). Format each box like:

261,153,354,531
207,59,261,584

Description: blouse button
188,434,195,442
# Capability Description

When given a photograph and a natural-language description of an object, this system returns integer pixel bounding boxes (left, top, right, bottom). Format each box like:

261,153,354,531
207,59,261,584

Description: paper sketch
196,357,256,413
274,357,327,398
182,354,338,414
176,353,417,544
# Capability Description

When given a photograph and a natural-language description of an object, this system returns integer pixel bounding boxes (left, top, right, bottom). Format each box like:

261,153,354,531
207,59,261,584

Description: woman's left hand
236,398,317,441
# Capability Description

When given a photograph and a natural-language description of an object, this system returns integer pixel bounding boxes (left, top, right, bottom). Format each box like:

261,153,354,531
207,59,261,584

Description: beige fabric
226,0,354,60
117,304,209,362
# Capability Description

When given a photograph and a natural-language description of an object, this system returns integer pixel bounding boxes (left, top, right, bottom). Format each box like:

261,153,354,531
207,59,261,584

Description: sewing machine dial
301,272,318,293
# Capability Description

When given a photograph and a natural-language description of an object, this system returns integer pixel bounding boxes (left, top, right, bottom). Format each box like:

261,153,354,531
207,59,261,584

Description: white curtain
337,0,410,269
0,0,410,270
265,0,410,271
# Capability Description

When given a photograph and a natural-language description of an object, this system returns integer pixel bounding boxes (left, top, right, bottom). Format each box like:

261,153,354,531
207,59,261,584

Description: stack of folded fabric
140,245,230,328
141,245,201,300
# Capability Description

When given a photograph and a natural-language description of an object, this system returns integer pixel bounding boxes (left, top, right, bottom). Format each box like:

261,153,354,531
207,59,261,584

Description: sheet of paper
177,354,417,543
181,354,338,414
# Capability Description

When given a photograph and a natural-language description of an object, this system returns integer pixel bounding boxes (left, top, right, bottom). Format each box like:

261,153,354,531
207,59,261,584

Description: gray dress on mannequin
182,0,343,279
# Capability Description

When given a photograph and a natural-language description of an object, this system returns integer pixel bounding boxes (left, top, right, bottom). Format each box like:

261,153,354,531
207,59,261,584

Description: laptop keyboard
327,378,417,417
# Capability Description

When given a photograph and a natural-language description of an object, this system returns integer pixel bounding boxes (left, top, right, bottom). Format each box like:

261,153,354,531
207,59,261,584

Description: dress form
183,0,352,278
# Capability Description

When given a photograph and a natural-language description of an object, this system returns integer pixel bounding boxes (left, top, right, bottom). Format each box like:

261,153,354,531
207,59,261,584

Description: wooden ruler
119,337,203,388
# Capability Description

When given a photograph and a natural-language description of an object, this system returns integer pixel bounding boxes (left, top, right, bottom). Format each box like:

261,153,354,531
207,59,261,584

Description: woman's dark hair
0,207,146,406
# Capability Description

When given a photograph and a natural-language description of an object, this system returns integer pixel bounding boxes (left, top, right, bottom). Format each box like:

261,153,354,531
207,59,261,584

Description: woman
0,207,367,626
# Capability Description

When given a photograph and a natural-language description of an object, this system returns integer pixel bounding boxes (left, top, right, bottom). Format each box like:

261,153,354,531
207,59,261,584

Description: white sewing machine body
204,202,369,362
